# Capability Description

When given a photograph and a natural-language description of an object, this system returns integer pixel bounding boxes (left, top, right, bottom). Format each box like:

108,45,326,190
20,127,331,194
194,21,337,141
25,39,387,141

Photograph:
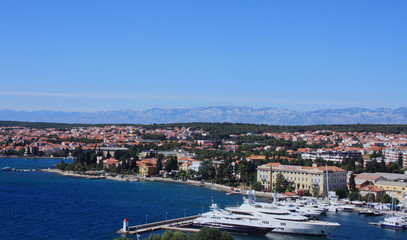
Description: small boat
342,205,356,212
359,209,375,216
358,209,383,216
2,166,12,171
373,211,384,216
379,216,407,230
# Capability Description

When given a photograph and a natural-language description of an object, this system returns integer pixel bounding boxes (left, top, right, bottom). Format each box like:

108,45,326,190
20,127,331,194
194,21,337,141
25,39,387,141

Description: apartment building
257,163,347,196
301,149,362,163
383,147,407,168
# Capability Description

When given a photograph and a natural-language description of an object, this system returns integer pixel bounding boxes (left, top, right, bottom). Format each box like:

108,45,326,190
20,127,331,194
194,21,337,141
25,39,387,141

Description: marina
2,158,407,240
116,190,407,238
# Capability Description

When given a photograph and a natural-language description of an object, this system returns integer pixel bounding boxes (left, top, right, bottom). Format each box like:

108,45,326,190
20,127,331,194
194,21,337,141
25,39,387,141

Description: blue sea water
1,158,407,240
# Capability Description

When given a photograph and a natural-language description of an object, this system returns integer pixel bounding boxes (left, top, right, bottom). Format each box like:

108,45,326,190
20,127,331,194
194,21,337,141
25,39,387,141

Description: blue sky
0,1,406,112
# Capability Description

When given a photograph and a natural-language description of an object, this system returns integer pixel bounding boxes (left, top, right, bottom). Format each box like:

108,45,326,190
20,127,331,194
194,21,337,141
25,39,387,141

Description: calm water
1,158,407,240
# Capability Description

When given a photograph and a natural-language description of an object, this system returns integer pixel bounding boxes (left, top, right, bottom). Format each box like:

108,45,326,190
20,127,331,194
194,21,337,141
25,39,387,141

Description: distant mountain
1,106,407,125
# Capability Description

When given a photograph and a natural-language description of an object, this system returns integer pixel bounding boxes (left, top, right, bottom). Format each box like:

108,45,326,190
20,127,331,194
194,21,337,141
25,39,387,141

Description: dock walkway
117,215,200,235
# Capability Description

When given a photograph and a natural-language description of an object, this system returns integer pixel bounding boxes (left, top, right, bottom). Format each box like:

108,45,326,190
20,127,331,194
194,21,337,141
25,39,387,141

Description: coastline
1,155,72,160
42,169,130,182
41,169,276,198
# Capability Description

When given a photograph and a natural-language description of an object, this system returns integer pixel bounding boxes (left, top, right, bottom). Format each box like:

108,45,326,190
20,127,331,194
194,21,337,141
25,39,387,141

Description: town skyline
1,121,406,202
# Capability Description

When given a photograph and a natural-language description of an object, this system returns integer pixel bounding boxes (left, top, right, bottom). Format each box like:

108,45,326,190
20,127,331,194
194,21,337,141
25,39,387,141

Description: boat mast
368,181,372,208
326,164,330,202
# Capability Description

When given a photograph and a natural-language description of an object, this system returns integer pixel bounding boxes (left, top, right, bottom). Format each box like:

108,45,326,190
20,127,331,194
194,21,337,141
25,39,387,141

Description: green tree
220,231,234,240
379,193,399,205
380,194,391,203
312,185,320,197
379,159,386,172
160,230,187,240
164,157,178,173
273,173,288,193
114,150,120,160
387,162,402,173
237,160,256,185
334,188,347,199
398,154,403,168
252,181,263,191
363,193,376,203
365,159,379,173
194,227,233,240
147,234,162,240
156,158,163,175
348,191,361,201
172,231,187,240
56,160,68,171
286,182,295,193
349,173,356,191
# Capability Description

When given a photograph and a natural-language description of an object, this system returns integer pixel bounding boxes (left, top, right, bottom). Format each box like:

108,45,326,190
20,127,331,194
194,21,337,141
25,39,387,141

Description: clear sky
0,1,406,112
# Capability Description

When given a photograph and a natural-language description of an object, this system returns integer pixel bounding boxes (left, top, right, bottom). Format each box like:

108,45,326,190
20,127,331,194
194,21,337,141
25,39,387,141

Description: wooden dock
117,215,200,235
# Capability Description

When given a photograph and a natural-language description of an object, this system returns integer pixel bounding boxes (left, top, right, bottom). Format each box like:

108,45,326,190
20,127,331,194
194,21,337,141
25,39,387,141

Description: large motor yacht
225,191,340,236
192,202,273,235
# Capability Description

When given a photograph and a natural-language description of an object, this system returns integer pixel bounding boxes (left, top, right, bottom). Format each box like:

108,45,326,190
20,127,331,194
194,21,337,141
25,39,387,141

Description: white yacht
342,204,356,212
192,202,273,235
274,201,325,218
225,192,340,236
231,200,309,222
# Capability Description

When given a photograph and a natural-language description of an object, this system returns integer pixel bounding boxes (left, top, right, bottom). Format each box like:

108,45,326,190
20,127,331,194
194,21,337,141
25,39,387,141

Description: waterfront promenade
42,169,276,198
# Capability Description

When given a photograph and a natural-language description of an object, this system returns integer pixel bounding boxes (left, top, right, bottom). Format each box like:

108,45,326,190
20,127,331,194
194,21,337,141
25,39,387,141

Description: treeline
177,123,407,136
2,121,407,135
0,120,144,129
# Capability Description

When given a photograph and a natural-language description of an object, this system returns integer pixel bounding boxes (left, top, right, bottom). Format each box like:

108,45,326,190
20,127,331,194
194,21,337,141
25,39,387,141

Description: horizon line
0,105,406,113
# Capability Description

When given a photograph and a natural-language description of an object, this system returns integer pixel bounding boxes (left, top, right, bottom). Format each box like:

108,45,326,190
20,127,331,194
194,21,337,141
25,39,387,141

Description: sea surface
1,158,407,240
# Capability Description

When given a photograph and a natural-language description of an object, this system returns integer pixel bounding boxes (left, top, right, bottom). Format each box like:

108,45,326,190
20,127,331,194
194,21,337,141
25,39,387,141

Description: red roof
263,162,280,168
316,166,346,172
359,185,384,192
103,158,119,165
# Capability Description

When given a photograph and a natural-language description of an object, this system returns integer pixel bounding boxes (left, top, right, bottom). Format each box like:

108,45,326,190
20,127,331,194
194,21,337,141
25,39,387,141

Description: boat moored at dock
2,166,12,171
379,216,407,230
225,191,341,236
192,202,273,235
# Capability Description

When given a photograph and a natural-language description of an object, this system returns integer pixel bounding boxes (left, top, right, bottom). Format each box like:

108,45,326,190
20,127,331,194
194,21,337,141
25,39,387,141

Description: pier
117,215,200,235
2,168,41,172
